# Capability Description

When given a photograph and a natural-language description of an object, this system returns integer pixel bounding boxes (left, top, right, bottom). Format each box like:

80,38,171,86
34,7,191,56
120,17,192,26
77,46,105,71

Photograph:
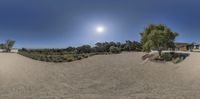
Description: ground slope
0,52,200,99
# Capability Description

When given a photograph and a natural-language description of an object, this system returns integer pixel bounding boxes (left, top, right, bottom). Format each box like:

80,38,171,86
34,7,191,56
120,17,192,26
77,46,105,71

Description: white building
11,49,18,53
0,49,18,53
192,44,200,52
0,49,6,52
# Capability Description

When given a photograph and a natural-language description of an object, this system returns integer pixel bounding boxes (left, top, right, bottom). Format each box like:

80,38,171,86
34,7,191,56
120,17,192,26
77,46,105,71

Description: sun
96,26,104,34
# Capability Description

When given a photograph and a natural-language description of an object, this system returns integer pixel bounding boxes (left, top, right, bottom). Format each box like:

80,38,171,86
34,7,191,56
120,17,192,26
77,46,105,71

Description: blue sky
0,0,199,48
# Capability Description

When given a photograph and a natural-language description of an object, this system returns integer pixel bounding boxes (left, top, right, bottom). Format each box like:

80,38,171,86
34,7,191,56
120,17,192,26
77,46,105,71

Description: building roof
175,42,190,48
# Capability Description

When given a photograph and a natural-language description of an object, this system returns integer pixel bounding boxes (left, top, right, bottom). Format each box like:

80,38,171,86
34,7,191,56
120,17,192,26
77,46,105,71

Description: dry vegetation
142,51,190,64
18,41,142,62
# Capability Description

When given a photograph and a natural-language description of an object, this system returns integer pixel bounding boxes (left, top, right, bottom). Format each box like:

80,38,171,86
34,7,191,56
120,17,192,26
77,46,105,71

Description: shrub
109,46,121,53
161,53,173,61
88,53,97,56
66,57,74,62
40,56,46,61
77,56,82,60
82,54,88,58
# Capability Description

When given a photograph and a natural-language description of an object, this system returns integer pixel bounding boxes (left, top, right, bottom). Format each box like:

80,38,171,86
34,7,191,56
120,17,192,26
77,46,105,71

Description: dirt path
0,52,200,99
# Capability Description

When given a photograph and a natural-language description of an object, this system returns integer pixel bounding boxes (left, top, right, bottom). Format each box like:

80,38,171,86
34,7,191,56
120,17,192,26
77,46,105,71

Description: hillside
0,52,200,99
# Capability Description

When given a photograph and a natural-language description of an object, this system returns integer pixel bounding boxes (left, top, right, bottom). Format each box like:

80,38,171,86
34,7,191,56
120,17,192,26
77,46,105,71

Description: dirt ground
0,52,200,99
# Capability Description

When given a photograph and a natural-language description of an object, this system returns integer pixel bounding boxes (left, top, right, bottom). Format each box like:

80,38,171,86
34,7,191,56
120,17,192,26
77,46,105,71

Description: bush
161,53,173,61
109,46,121,53
158,52,189,63
77,56,82,60
82,54,88,58
66,57,74,62
88,53,97,56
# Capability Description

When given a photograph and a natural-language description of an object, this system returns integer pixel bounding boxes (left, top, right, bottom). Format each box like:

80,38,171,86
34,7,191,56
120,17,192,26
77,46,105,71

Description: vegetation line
18,40,142,62
2,24,191,64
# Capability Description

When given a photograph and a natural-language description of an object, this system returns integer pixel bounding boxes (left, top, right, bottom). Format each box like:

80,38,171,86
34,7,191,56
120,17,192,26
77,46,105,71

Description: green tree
0,44,4,49
5,40,15,52
76,45,92,53
95,42,109,52
140,24,178,57
109,46,121,53
133,41,142,51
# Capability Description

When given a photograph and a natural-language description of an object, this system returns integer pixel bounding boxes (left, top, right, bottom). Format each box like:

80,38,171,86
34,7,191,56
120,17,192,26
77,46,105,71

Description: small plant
149,52,190,64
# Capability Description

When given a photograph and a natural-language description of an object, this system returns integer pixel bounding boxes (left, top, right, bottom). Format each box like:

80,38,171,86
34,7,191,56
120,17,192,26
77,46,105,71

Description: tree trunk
158,49,162,58
158,45,163,58
6,48,11,52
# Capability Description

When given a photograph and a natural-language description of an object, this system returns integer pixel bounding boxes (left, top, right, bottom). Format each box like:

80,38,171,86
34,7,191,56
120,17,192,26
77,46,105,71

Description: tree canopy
5,40,16,52
140,24,178,52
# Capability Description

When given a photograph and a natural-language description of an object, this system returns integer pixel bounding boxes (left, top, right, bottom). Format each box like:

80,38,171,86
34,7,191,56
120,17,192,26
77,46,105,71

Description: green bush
66,57,75,62
82,54,88,58
161,53,173,61
109,46,121,53
77,56,82,60
17,44,126,63
159,52,189,63
88,53,97,56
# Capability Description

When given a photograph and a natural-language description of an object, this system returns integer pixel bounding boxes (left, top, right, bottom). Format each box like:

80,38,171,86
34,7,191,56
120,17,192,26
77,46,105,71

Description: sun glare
96,26,104,34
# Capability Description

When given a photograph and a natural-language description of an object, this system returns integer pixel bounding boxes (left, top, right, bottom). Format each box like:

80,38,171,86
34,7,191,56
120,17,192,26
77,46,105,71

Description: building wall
0,49,5,52
11,49,18,53
192,45,200,52
178,46,188,51
193,45,200,49
0,49,18,53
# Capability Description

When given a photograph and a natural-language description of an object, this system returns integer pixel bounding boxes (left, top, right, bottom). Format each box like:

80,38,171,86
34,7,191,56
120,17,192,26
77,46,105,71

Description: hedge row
18,51,97,63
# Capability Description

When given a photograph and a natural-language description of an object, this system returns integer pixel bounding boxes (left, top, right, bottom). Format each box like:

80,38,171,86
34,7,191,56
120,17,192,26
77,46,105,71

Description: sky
0,0,200,48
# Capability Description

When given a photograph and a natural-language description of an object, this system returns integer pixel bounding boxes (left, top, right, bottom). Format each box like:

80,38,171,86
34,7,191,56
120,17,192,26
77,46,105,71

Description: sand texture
0,52,200,99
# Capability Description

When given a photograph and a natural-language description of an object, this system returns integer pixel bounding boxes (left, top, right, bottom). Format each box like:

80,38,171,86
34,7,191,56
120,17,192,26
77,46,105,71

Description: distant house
0,49,18,53
0,49,6,52
175,43,191,51
175,43,200,52
192,44,200,52
11,49,18,53
193,44,200,49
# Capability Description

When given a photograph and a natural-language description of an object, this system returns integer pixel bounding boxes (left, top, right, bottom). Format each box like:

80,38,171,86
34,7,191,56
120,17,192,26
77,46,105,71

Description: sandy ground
0,52,200,99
